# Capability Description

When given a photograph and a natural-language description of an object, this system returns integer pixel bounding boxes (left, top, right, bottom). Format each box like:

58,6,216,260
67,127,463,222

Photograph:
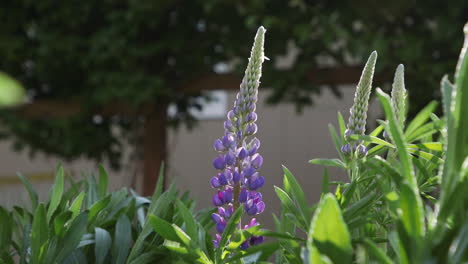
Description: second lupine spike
210,26,266,249
342,51,378,157
384,64,407,140
391,64,407,129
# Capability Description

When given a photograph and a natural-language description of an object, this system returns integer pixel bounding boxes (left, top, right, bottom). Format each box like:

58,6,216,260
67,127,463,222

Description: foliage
0,72,25,107
273,23,468,263
0,1,466,167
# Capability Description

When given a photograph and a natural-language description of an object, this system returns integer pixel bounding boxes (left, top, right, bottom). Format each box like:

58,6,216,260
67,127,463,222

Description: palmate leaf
307,194,352,264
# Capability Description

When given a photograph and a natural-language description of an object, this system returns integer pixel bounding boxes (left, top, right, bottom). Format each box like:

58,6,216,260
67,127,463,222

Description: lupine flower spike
211,26,266,249
342,51,377,158
384,64,407,140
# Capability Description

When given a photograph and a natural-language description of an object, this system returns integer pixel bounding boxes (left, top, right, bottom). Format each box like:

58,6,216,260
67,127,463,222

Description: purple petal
211,213,223,223
250,236,264,246
256,201,265,214
218,207,226,217
213,156,226,170
251,154,263,169
237,148,248,160
246,112,257,122
227,110,235,120
243,167,256,178
213,139,225,152
232,171,240,183
210,177,221,188
240,241,249,250
225,152,236,166
239,188,248,203
246,204,258,216
216,222,226,233
223,189,232,203
218,173,228,185
212,193,223,206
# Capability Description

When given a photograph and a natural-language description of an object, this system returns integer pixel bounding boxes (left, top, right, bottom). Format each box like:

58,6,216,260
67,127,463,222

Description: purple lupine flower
209,26,266,249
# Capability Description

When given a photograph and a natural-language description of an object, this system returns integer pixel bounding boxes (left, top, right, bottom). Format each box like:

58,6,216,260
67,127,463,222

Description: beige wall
0,86,382,228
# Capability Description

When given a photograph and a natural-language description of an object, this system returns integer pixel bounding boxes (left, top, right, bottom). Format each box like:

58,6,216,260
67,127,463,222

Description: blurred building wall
0,86,382,228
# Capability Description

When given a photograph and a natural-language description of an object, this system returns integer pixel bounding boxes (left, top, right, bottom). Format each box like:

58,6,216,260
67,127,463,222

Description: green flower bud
391,64,407,128
346,51,378,139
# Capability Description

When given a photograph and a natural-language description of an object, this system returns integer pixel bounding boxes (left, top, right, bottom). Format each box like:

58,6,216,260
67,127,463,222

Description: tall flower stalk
210,26,266,249
342,51,378,158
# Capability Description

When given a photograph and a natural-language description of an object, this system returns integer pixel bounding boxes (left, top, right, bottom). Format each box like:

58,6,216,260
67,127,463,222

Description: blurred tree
0,0,466,193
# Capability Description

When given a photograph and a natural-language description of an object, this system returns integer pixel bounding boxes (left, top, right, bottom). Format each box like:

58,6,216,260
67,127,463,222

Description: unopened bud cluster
342,51,377,157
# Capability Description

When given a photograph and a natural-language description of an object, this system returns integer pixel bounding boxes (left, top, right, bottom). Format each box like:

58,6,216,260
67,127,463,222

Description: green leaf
350,134,394,148
149,215,180,242
321,169,330,196
172,224,191,247
127,252,158,264
440,25,468,214
98,165,109,198
88,196,111,223
274,186,307,231
176,199,198,242
47,164,65,221
448,223,468,264
69,192,85,220
31,203,48,263
363,238,393,264
405,101,438,138
337,112,346,142
127,189,175,262
308,159,346,169
95,227,112,264
215,205,243,262
328,124,345,160
0,207,12,253
407,142,443,152
224,242,281,263
56,212,89,263
440,75,454,119
399,183,425,237
152,162,165,201
53,211,72,236
112,214,132,264
343,192,377,221
17,172,38,211
407,148,443,164
307,194,352,264
282,165,311,220
377,88,416,187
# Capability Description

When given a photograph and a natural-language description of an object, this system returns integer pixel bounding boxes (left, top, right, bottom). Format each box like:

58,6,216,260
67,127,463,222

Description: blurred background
0,1,467,227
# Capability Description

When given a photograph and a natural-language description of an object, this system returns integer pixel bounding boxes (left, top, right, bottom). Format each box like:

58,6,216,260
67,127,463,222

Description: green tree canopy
0,0,466,168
